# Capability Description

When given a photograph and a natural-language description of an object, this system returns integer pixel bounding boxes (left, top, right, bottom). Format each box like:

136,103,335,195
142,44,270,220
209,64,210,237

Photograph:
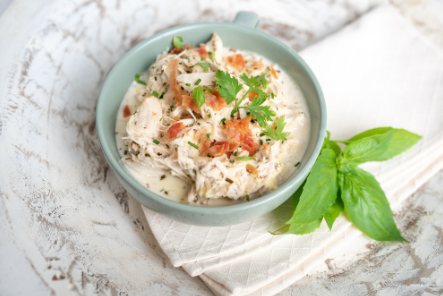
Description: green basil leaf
342,128,421,165
324,198,343,230
339,165,405,241
346,127,393,143
272,218,322,235
328,140,342,156
290,146,338,223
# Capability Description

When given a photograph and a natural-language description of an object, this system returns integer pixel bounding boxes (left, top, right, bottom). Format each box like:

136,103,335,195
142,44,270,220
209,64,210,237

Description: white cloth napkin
142,6,443,296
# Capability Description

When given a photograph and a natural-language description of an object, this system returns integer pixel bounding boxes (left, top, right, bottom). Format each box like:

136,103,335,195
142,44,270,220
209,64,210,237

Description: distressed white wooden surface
0,0,442,295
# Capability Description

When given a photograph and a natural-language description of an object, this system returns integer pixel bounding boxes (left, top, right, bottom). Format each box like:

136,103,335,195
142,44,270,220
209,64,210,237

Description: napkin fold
143,6,443,296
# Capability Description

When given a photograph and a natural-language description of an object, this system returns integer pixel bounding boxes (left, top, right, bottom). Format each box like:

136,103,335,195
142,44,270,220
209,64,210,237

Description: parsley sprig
263,117,289,140
242,97,275,127
214,70,287,140
214,70,274,122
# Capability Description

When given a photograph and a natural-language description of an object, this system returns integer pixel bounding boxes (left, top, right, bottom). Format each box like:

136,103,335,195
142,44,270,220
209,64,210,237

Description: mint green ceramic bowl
96,12,326,226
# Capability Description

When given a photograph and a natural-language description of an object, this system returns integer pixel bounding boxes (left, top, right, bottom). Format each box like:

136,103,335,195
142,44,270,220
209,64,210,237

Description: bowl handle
233,11,259,28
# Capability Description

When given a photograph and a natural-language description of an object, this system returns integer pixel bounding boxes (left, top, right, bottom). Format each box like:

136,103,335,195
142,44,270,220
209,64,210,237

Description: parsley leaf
263,117,289,140
191,86,205,108
172,35,183,48
243,97,275,127
215,70,242,104
241,73,268,89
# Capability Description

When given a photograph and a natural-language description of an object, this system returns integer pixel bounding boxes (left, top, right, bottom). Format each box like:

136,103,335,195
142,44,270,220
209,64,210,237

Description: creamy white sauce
115,52,310,205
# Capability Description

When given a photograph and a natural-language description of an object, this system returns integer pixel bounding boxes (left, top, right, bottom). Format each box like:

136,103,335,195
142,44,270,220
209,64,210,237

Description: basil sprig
275,127,421,241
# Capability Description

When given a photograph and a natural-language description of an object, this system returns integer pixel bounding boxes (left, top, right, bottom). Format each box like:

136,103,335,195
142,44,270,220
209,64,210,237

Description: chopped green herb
194,78,201,86
153,139,160,145
194,62,210,72
220,118,226,125
236,156,255,161
151,90,160,97
207,51,214,60
134,73,147,85
185,83,191,87
206,133,211,138
172,35,183,48
192,86,206,108
188,141,199,150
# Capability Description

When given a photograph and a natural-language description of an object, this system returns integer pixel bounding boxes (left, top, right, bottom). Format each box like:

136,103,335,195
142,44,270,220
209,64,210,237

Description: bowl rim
96,21,327,215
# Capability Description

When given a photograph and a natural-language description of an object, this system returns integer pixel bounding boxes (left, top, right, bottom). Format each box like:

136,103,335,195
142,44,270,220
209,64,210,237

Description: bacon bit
168,59,200,114
251,59,264,70
200,136,213,154
241,135,258,156
224,117,258,156
226,54,246,71
205,90,227,110
248,91,259,100
181,95,200,114
200,117,258,157
246,164,257,174
205,141,230,157
269,65,279,79
205,141,237,157
167,122,185,139
123,105,131,118
198,44,208,57
170,47,184,54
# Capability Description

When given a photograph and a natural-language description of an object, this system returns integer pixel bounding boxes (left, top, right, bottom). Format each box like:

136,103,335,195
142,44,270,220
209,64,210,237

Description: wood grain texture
0,0,441,295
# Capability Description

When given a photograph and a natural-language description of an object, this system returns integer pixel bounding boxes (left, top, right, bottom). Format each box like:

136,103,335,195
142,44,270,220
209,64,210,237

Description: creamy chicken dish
115,33,310,205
